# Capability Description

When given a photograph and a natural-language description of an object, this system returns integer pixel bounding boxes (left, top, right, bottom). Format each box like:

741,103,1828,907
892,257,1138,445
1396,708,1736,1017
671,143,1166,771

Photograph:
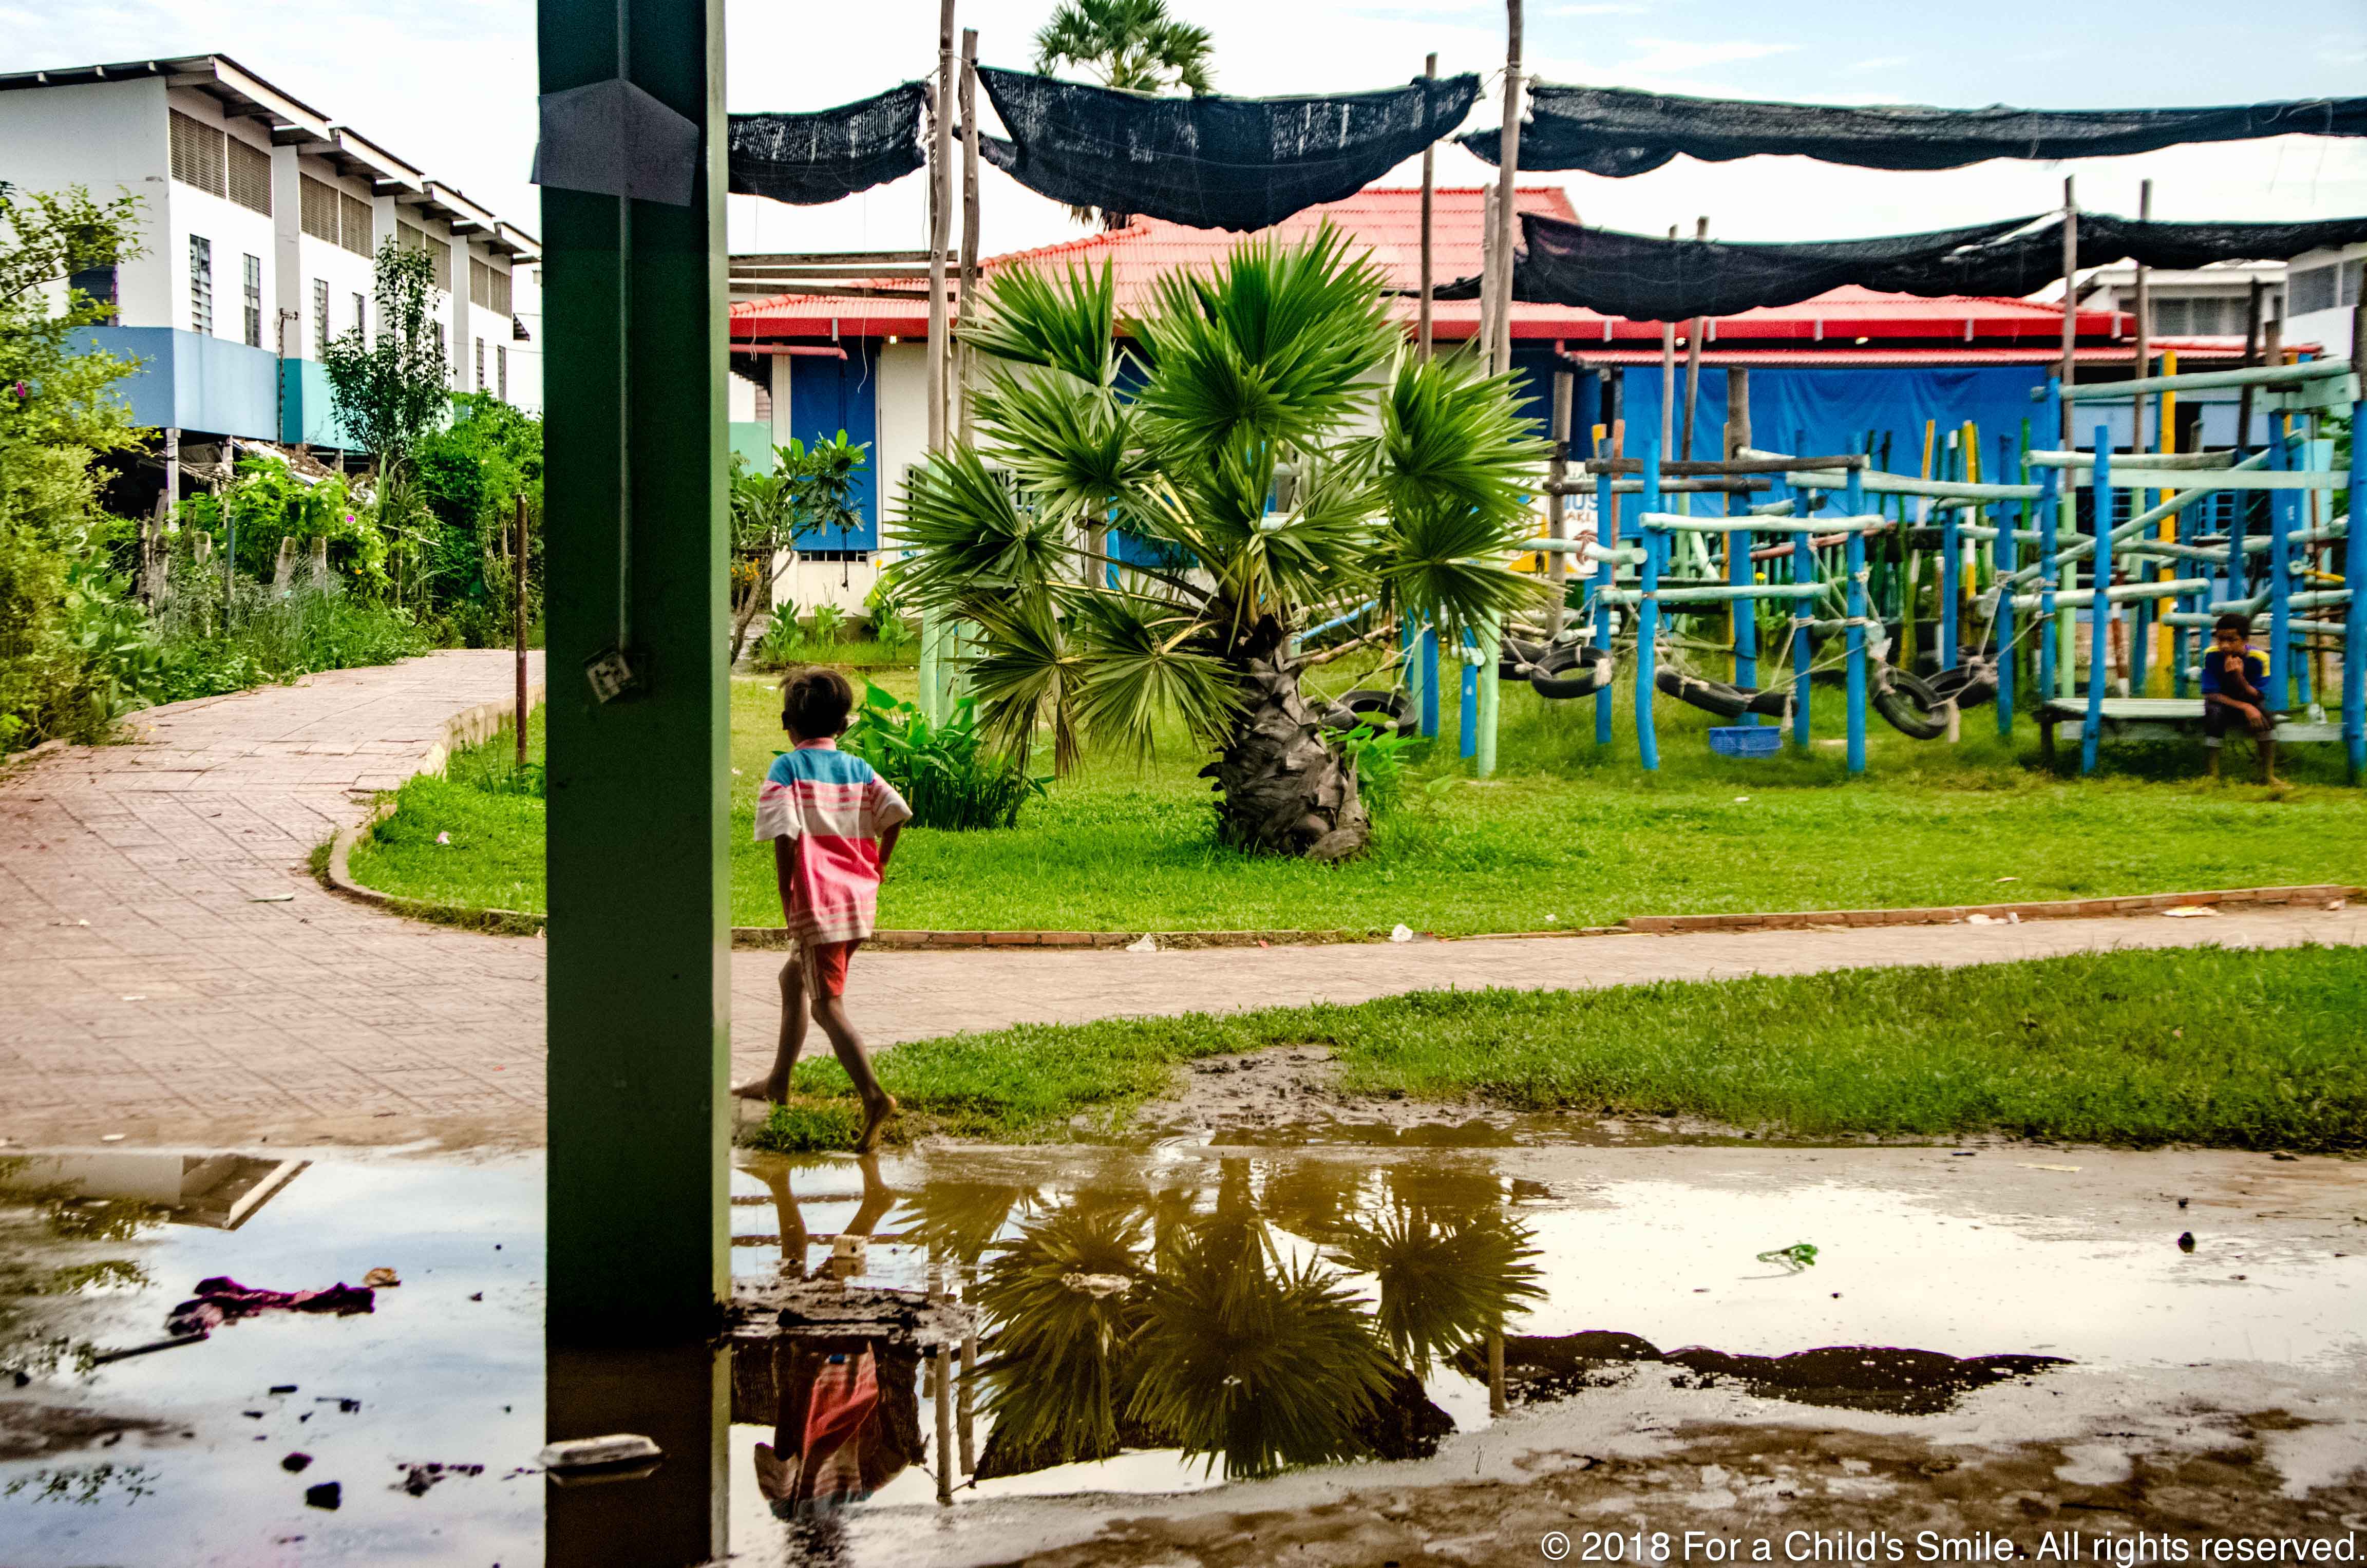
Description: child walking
2201,612,2277,785
736,667,911,1153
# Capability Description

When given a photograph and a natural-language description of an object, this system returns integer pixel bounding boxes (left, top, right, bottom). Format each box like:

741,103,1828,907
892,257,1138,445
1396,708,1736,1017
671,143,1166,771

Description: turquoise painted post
2268,427,2296,709
1729,476,1757,716
1940,503,1960,671
2344,384,2365,782
1996,468,2019,740
1421,624,1441,739
1402,612,1422,719
1636,441,1662,772
1593,467,1616,747
1844,466,1868,774
2082,429,2114,774
1458,627,1478,759
918,610,941,723
1476,611,1501,779
2037,466,2060,702
541,0,730,1356
1788,427,1812,749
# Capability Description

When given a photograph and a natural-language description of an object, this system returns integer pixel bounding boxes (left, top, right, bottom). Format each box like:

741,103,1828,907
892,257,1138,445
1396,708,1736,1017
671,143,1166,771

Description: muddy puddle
1,1142,2362,1565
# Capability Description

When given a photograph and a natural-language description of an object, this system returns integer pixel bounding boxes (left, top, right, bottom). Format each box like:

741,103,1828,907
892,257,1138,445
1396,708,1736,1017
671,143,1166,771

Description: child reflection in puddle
753,1335,924,1519
751,1154,895,1281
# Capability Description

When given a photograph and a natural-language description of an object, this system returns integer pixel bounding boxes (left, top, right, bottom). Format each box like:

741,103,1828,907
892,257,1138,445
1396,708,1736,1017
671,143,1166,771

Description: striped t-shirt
753,740,913,943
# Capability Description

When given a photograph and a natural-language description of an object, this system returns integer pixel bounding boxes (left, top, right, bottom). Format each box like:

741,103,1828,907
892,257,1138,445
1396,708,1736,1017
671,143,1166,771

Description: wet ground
1,1137,2362,1566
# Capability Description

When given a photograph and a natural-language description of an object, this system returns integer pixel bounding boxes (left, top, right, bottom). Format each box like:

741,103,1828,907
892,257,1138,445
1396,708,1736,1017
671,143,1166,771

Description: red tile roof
728,186,2129,346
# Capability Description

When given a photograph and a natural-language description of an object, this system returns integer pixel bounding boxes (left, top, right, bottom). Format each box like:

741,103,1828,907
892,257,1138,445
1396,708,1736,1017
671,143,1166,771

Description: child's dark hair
2213,612,2252,636
781,666,856,738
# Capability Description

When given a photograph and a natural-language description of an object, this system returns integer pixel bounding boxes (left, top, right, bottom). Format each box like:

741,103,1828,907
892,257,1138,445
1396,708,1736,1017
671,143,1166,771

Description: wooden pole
926,0,955,456
2132,179,2152,455
1681,216,1707,460
958,28,981,446
2236,278,2265,446
1547,367,1571,636
515,494,530,766
1659,227,1677,459
1417,52,1437,363
1480,184,1500,361
1489,0,1523,377
2058,177,2078,446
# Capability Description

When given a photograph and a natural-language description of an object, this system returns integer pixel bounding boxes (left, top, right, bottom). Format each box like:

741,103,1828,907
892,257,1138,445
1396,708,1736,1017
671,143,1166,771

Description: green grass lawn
750,943,2367,1154
347,654,2367,935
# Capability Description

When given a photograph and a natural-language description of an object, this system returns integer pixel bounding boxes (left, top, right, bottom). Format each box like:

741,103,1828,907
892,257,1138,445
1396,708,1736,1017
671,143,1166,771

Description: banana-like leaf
962,258,1118,388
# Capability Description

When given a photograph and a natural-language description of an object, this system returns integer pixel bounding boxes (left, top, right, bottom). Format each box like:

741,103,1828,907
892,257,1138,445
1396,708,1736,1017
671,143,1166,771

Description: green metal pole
540,0,731,1373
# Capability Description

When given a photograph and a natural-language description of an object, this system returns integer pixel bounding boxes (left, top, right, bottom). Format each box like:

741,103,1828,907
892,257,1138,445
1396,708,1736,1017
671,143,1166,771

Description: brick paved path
5,653,2360,1149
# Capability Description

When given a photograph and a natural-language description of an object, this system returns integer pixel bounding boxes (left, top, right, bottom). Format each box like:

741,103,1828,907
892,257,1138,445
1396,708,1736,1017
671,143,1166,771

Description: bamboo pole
1417,52,1437,363
925,0,955,456
2132,179,2152,455
2058,177,2078,445
2236,279,2265,445
1480,185,1500,360
1489,0,1523,377
958,27,982,446
1547,368,1571,636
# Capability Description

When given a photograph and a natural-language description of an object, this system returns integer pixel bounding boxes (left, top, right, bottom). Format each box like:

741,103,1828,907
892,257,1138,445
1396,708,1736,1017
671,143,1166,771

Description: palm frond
964,591,1085,773
896,445,1070,611
1131,225,1396,461
963,259,1118,388
1065,592,1238,757
969,365,1151,529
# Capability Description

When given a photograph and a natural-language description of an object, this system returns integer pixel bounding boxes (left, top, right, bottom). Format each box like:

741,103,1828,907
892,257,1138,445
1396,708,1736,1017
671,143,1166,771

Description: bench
2035,697,2340,764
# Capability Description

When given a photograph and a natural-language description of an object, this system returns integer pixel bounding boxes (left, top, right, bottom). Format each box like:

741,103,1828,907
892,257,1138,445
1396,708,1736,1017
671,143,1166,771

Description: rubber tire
1528,643,1614,700
1927,658,1997,711
1498,635,1550,682
1320,688,1419,740
1654,667,1790,720
1871,664,1951,741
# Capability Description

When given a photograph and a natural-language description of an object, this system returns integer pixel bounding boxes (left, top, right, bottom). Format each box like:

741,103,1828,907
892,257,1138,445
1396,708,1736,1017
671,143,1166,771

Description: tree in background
321,241,449,482
727,431,869,664
413,392,545,646
1034,0,1213,227
899,229,1542,861
0,185,146,748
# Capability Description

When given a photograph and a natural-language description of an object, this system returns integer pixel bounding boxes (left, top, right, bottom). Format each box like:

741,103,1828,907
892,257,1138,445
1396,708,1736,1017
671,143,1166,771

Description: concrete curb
1617,884,2358,934
319,685,546,937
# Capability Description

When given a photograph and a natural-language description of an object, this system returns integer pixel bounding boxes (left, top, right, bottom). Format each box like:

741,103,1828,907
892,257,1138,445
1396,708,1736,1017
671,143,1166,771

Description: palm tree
898,226,1543,861
1035,0,1213,95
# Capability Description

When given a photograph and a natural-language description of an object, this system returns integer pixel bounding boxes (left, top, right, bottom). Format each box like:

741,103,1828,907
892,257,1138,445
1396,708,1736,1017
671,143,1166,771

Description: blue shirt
2200,647,2266,700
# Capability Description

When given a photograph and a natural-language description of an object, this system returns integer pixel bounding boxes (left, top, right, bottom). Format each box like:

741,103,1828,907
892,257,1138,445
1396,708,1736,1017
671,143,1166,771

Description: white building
2078,261,2285,344
2285,244,2363,361
0,53,542,490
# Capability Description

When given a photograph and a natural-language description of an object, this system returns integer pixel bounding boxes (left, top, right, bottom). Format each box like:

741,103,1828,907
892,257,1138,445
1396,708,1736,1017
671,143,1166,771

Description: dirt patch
1006,1414,2367,1567
0,1404,183,1464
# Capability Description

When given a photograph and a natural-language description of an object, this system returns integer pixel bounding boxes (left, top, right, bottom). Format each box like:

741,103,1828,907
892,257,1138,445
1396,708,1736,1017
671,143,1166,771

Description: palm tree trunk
1206,614,1370,861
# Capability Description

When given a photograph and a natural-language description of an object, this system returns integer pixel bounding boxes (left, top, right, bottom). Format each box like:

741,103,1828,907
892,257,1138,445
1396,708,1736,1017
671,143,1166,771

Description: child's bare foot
855,1093,899,1154
732,1076,787,1104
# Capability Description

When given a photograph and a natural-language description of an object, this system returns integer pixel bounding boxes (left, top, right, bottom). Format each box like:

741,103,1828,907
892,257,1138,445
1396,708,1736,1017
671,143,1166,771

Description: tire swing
1528,642,1616,700
1319,688,1419,739
1926,654,1998,711
1654,666,1791,721
1870,662,1953,741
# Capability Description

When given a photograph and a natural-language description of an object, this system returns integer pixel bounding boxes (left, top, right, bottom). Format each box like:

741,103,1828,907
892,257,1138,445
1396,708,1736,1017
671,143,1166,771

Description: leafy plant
320,241,448,482
750,611,804,672
728,431,870,663
809,602,846,645
841,679,1046,830
1335,719,1422,815
900,228,1543,859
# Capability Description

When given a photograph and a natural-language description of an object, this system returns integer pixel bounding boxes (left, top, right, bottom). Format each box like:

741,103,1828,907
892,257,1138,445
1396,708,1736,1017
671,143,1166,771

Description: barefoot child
736,667,911,1151
2201,612,2277,784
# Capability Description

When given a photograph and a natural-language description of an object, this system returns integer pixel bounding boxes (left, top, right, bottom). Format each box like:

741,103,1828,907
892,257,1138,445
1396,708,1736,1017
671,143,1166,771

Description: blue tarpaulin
1605,364,2050,469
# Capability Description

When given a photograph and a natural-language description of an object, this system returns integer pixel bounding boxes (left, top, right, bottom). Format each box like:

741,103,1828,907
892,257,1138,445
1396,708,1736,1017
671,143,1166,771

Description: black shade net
1460,85,2367,177
729,83,929,205
1441,211,2367,322
976,67,1479,232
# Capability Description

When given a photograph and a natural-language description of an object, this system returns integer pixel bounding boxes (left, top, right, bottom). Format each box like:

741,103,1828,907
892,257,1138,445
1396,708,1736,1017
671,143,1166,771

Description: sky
7,0,2365,265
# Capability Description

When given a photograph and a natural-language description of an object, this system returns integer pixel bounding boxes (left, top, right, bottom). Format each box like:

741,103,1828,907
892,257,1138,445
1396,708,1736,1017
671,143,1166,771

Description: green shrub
751,611,803,671
809,602,845,645
1337,720,1422,814
842,679,1046,830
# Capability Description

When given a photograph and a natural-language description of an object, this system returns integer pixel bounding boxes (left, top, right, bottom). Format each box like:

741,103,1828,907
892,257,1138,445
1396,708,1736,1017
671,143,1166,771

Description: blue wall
76,326,294,443
278,358,358,448
785,347,881,550
1613,364,2051,467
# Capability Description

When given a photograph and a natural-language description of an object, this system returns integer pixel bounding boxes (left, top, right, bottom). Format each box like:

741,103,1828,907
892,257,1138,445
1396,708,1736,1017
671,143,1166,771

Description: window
2152,297,2188,336
475,336,486,391
188,235,213,334
2289,265,2338,316
300,175,340,243
496,344,507,402
312,279,329,354
227,137,271,216
2344,259,2364,309
433,319,446,363
397,222,454,293
490,266,512,317
339,193,373,258
353,291,367,346
68,265,118,312
469,256,493,308
168,109,226,197
242,254,262,348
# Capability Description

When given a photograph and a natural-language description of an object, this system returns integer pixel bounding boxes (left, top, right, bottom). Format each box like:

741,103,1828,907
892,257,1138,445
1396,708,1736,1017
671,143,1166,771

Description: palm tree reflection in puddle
974,1158,1543,1482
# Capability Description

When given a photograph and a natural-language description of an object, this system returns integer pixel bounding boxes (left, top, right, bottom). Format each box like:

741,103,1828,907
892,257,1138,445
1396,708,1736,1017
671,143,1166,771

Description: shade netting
729,83,929,205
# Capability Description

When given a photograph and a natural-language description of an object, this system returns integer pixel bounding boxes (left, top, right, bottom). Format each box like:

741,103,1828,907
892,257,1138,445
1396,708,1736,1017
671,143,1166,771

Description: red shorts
797,939,861,998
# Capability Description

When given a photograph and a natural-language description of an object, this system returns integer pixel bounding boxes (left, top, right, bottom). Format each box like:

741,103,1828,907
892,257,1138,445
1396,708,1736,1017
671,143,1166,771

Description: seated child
2200,612,2276,784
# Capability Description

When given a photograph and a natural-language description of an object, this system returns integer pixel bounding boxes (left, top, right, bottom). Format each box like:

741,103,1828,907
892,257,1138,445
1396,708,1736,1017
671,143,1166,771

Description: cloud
1845,55,1910,73
1611,37,1798,77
